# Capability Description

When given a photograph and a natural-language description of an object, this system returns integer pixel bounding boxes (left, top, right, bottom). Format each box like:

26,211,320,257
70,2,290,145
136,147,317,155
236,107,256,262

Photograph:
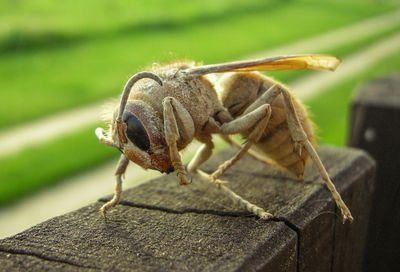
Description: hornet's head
95,72,174,174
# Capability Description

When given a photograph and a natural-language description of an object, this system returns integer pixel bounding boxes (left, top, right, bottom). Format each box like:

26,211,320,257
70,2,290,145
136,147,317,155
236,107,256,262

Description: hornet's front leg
101,154,129,217
163,96,195,186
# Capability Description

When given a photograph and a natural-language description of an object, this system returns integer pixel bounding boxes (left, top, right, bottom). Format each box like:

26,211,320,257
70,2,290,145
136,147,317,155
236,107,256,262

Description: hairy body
96,55,353,222
128,62,229,148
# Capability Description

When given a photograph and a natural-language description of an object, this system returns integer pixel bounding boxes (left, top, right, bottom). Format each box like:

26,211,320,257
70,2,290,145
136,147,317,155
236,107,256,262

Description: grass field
308,52,400,146
0,0,398,207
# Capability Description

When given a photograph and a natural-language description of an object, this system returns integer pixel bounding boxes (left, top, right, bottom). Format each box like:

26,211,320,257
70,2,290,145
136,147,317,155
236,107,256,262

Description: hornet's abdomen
217,72,315,178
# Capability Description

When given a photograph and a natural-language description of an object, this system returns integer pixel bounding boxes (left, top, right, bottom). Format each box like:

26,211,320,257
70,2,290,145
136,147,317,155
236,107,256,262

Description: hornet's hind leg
219,72,352,223
258,84,353,223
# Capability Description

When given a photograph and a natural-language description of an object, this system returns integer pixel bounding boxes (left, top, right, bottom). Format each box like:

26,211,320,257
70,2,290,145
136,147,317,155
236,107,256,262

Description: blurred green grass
0,0,391,54
0,124,115,207
308,52,400,146
0,0,394,129
0,0,398,207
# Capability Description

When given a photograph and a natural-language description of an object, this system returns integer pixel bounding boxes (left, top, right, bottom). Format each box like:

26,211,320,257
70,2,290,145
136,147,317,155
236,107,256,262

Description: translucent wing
184,55,341,76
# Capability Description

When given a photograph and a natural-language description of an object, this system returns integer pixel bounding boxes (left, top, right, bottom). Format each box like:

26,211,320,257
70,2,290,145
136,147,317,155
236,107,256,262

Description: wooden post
349,74,400,272
0,146,375,271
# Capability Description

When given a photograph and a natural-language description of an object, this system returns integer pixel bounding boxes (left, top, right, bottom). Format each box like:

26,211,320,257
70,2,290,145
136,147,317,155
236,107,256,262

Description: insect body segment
217,72,315,178
95,55,353,223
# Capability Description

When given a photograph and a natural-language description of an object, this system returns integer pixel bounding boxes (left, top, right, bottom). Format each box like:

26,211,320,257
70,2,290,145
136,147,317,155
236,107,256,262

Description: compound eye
122,111,150,151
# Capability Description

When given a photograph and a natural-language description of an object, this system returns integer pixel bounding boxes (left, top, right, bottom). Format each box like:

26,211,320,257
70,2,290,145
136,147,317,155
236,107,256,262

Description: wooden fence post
0,146,375,271
349,74,400,272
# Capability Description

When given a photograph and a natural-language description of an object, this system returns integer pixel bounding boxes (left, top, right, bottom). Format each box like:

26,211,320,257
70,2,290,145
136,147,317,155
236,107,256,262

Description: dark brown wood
0,146,375,271
281,147,375,272
349,74,400,272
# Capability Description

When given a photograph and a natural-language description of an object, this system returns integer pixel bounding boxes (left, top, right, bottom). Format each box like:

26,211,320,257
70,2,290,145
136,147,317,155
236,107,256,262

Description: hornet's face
95,71,174,174
115,101,174,174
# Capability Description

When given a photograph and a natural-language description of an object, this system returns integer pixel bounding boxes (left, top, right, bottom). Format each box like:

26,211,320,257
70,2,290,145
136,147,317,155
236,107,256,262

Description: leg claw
100,202,116,218
259,212,274,220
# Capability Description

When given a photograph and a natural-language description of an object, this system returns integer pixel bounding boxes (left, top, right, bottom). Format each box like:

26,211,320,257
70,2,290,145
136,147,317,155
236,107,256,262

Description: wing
184,55,341,77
